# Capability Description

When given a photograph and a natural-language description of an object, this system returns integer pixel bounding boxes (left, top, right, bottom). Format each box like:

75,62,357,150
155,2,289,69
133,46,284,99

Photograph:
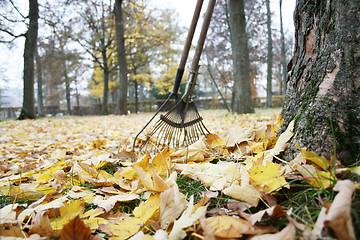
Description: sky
0,0,296,107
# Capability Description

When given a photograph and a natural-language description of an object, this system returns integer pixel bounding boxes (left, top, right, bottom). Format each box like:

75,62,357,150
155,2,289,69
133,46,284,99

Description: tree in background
228,0,253,113
265,0,273,108
123,1,182,112
114,0,128,115
279,0,287,95
35,47,44,117
0,0,39,119
75,0,117,115
281,0,360,166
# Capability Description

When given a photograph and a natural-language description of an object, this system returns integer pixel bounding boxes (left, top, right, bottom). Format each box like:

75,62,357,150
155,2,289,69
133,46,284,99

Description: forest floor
0,109,359,240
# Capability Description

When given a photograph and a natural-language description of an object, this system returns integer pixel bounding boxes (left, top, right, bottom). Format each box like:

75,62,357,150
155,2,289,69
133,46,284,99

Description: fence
0,96,284,119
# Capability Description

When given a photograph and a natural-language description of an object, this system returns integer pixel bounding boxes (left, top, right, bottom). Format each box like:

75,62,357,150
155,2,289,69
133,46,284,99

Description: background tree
114,0,128,115
279,0,287,94
0,0,39,119
228,0,254,113
35,47,44,117
75,0,117,115
281,0,360,166
265,0,273,107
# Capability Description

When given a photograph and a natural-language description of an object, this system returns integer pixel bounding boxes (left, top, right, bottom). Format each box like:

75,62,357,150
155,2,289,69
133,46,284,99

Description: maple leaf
248,162,288,193
60,215,93,240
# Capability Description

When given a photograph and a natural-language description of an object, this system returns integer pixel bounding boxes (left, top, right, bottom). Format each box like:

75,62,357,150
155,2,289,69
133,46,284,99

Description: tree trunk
266,0,273,108
279,0,287,95
228,0,254,114
64,62,71,115
102,67,109,115
134,81,138,113
114,0,128,115
36,47,44,117
18,0,38,120
281,0,360,166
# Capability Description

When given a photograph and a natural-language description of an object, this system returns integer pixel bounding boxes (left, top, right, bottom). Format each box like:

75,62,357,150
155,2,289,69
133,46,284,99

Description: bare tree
228,0,253,113
114,0,128,115
19,0,39,119
279,0,287,94
265,0,273,108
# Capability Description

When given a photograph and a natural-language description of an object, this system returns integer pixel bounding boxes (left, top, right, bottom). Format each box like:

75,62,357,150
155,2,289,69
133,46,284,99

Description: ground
0,109,358,240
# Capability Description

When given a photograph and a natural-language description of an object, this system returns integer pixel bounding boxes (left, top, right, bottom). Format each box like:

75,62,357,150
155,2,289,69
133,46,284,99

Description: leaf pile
0,112,358,240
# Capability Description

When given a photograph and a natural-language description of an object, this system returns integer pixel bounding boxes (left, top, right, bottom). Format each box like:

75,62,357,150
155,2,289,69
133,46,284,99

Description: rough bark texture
114,0,128,115
36,48,44,117
281,0,360,166
18,0,38,120
228,0,254,114
279,0,287,94
266,0,273,108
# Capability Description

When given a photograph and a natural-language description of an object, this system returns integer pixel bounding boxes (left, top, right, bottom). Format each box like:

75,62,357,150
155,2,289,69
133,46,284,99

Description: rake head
140,99,209,150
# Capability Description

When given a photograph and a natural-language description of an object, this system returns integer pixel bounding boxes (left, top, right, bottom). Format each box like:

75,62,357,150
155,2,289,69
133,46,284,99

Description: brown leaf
60,215,93,240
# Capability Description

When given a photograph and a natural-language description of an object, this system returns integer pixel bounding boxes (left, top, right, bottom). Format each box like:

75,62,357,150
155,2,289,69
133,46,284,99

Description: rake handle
190,0,216,72
170,0,204,98
183,0,216,100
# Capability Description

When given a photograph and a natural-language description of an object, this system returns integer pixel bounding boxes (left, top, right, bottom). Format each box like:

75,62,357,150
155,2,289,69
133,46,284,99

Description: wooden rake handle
171,0,204,98
184,0,216,99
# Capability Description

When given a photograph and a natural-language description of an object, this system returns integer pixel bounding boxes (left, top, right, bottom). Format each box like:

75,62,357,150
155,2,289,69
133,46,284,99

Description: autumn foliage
0,112,358,239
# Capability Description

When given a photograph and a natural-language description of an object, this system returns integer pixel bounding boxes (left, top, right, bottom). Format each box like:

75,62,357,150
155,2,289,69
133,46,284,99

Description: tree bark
266,0,273,108
279,0,287,95
36,47,44,117
18,0,38,120
281,0,360,166
228,0,254,114
114,0,128,115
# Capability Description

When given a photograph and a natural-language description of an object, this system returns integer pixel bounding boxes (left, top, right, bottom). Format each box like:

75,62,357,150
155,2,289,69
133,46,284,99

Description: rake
134,0,216,150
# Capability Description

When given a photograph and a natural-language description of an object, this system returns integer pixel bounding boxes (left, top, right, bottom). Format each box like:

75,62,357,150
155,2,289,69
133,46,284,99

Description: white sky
0,0,296,107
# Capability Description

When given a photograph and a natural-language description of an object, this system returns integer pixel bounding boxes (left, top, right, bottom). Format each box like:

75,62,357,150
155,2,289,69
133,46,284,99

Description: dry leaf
202,215,252,238
251,218,296,240
168,196,207,240
60,215,93,240
159,184,186,229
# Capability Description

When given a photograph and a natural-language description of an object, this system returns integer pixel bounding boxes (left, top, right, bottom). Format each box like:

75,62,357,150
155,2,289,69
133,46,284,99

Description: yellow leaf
202,215,252,238
296,165,332,188
151,147,171,177
50,200,84,230
301,148,330,170
133,193,160,221
248,162,288,193
170,138,208,162
106,217,143,240
225,126,254,148
134,165,170,192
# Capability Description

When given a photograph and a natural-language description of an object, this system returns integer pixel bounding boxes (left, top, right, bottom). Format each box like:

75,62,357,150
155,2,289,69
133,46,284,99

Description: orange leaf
60,215,93,240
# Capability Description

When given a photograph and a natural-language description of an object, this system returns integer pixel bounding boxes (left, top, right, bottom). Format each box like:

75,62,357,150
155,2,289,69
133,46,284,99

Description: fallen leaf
249,162,288,193
60,215,93,240
168,196,207,240
202,215,252,238
325,180,356,240
251,218,296,240
159,184,186,229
